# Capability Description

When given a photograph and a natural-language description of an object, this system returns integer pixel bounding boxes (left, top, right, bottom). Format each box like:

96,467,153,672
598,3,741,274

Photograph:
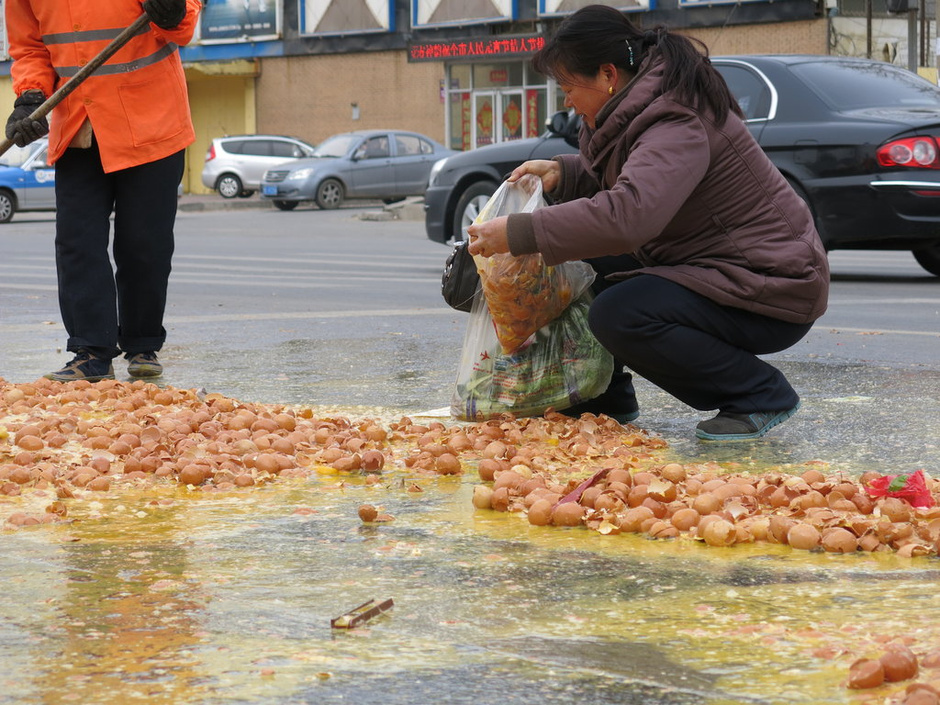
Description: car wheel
912,246,940,277
315,179,344,210
238,189,255,198
216,174,243,199
0,190,16,224
273,200,298,211
452,181,497,243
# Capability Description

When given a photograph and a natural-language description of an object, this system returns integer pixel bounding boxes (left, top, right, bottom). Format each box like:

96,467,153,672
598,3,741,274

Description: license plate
262,185,277,196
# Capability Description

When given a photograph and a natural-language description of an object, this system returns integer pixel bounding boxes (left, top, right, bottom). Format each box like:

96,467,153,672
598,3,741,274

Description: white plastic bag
471,175,597,354
451,292,614,421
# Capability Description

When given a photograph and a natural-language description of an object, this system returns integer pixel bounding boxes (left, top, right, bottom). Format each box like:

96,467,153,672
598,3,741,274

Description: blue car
0,138,55,224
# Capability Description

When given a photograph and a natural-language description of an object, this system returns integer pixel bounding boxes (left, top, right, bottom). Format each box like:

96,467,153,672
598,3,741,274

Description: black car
424,55,940,276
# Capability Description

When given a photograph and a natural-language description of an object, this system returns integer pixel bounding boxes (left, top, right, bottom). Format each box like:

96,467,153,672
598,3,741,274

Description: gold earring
608,85,614,95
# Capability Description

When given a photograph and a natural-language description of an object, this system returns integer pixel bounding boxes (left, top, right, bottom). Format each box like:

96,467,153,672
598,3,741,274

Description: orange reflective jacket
6,0,200,172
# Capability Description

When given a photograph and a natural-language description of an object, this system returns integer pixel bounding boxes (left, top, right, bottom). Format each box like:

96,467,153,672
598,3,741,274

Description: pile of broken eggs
3,377,940,704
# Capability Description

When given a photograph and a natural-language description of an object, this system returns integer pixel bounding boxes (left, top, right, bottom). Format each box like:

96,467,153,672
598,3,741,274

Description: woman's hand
466,215,510,258
508,159,561,193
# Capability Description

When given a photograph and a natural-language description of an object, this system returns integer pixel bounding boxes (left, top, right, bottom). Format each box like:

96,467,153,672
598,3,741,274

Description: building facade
1,0,932,194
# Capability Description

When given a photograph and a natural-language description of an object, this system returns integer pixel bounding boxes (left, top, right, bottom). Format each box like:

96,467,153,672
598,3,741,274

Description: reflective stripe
41,24,150,45
54,43,178,78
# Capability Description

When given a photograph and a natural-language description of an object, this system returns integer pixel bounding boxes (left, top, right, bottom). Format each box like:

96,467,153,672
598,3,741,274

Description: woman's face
557,69,611,130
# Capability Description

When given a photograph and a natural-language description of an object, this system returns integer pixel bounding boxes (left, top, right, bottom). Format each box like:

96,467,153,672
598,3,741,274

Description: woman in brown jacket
467,4,830,441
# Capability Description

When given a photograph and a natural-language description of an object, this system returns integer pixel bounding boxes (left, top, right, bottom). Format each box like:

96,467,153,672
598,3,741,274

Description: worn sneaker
45,349,115,382
560,390,640,425
695,402,801,441
126,352,163,378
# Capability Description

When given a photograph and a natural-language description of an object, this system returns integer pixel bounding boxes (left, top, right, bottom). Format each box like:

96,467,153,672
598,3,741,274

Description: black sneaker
695,402,801,441
126,352,163,378
560,390,640,424
45,349,115,382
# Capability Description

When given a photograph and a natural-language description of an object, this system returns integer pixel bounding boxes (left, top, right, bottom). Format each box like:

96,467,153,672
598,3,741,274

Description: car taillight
206,144,216,161
877,136,940,169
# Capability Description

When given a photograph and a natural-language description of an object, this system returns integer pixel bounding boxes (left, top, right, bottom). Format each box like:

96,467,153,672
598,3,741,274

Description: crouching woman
467,4,829,441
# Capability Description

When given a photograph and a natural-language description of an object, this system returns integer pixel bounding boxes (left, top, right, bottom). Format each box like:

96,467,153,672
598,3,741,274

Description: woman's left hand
466,215,510,258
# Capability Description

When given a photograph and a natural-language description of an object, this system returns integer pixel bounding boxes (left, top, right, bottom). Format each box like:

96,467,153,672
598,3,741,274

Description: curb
178,195,425,221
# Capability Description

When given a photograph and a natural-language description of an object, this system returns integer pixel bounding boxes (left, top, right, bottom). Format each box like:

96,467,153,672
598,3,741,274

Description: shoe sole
613,410,640,424
695,402,801,441
45,372,116,382
128,367,163,378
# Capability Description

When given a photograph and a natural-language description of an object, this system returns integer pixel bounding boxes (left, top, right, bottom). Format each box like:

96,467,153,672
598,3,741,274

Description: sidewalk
177,193,426,221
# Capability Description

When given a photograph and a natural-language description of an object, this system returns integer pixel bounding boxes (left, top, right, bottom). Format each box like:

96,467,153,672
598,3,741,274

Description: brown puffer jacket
507,56,830,324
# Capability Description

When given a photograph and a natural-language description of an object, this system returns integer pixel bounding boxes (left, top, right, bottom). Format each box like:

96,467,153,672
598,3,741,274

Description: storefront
409,35,565,151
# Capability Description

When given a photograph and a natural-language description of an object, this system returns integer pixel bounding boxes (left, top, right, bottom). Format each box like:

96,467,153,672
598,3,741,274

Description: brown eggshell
472,485,494,510
881,497,913,523
477,458,503,482
435,453,462,475
86,476,111,492
579,485,602,509
847,658,885,689
821,527,858,553
768,515,796,544
787,523,821,551
920,650,940,669
881,645,919,683
360,450,385,473
551,502,585,527
648,520,679,539
660,463,687,483
178,465,206,486
670,507,700,532
358,504,378,522
593,492,623,513
492,469,524,492
527,498,553,526
490,486,511,512
606,468,632,486
903,690,940,705
619,506,655,533
692,493,721,515
701,518,736,547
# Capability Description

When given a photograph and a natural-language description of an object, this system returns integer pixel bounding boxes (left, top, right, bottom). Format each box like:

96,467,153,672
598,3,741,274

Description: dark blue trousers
585,255,812,415
54,140,183,359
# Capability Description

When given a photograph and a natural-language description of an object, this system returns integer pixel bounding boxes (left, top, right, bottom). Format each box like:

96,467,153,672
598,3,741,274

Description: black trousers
54,140,183,359
585,255,812,415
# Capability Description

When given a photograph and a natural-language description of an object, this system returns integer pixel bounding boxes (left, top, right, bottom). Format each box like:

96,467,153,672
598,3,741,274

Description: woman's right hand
507,159,561,193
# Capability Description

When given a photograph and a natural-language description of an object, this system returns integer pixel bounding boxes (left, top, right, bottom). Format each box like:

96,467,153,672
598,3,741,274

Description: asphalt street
2,196,938,477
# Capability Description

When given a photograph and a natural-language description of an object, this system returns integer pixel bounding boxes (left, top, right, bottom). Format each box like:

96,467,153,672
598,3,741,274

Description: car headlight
287,168,314,181
427,158,449,188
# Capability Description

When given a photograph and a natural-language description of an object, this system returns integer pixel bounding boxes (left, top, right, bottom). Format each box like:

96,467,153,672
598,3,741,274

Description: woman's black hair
532,4,743,124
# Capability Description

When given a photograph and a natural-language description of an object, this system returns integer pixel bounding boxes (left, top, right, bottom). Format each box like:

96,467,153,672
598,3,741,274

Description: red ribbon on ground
865,469,934,508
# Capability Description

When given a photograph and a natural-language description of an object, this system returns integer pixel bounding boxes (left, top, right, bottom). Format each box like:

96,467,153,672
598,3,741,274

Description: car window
241,140,273,157
395,135,428,156
314,134,356,157
222,140,246,155
362,137,390,159
717,65,773,120
271,140,299,158
791,61,940,110
0,143,36,167
31,149,49,168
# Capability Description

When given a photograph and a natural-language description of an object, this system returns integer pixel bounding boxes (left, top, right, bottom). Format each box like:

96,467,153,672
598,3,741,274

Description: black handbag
441,240,481,312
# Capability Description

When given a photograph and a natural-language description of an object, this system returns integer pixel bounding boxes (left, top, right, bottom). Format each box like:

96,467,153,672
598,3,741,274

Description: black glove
5,90,49,148
143,0,187,30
